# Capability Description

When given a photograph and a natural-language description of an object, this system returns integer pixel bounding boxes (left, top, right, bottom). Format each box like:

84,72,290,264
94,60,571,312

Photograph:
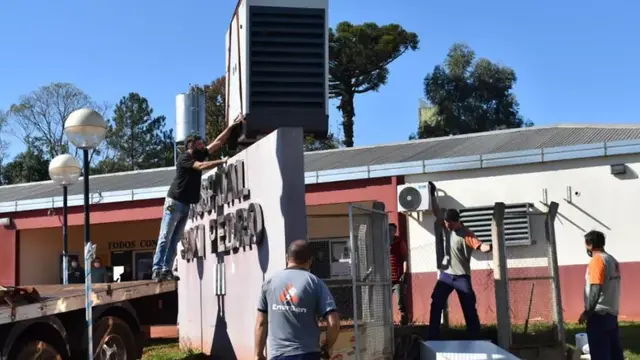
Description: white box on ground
420,341,521,360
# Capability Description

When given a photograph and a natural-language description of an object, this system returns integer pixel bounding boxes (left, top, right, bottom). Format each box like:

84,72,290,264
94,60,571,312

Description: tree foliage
1,139,49,185
0,110,8,166
192,76,342,153
329,22,419,147
304,132,342,152
414,43,532,139
94,93,174,174
190,77,229,156
7,82,107,159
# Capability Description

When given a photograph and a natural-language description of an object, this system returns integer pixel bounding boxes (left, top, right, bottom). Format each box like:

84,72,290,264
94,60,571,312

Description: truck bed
0,280,176,326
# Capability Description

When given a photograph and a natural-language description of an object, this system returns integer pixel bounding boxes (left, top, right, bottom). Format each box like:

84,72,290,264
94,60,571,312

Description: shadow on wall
613,164,639,181
210,296,237,360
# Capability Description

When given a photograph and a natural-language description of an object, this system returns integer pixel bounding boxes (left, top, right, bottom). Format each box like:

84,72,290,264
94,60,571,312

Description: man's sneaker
161,270,180,281
151,269,163,282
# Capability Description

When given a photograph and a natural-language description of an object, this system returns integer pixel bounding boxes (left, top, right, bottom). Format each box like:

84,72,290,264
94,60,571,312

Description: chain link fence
308,204,394,359
349,204,394,360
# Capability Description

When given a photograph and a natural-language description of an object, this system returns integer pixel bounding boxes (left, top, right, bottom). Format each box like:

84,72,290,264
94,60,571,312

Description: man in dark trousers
152,119,242,282
427,182,492,340
578,230,623,360
254,240,341,360
389,222,409,326
68,258,84,284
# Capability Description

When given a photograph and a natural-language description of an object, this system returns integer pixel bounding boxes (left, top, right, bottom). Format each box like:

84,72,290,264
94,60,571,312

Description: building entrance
110,250,154,281
134,251,154,280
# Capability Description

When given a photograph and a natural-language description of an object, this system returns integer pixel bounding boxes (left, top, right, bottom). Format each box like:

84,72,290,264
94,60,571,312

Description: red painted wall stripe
9,199,165,230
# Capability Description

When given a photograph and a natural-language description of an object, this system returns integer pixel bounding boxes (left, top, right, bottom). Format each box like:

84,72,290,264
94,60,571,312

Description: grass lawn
142,339,205,360
142,322,640,359
565,322,640,360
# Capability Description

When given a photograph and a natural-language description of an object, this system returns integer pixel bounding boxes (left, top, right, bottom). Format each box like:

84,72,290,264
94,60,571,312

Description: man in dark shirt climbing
152,119,242,281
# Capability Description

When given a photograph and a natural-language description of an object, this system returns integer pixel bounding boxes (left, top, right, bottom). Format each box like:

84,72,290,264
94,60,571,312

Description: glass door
134,251,154,280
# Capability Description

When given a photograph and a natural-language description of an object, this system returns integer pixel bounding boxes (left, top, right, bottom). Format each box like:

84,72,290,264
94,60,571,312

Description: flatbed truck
0,280,177,360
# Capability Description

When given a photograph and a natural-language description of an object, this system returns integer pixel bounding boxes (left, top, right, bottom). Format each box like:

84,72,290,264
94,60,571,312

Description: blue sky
1,0,639,159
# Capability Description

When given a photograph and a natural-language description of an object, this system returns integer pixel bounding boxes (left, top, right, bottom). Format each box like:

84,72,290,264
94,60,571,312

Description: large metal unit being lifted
225,0,329,149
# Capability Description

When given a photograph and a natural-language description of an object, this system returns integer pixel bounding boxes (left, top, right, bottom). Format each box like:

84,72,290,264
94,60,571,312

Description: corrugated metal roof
0,168,176,203
1,124,639,204
303,125,640,171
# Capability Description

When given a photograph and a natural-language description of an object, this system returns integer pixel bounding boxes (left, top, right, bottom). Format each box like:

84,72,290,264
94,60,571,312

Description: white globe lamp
64,108,107,149
49,154,82,186
63,108,107,355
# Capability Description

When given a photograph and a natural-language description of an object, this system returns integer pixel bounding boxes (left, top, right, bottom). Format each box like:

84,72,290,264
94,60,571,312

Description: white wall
405,154,640,273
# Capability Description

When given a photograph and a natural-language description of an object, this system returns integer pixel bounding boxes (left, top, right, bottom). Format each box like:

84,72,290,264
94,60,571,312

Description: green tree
1,139,49,184
96,93,174,173
0,110,8,166
190,77,229,156
304,132,341,152
0,110,8,182
414,43,532,139
192,76,341,153
7,82,107,159
329,22,419,147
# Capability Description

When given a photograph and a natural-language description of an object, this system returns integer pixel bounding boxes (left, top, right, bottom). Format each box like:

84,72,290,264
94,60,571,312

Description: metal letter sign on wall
180,159,265,261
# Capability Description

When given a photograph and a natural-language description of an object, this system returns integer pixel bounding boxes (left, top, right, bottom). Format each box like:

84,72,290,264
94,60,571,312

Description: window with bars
458,203,534,246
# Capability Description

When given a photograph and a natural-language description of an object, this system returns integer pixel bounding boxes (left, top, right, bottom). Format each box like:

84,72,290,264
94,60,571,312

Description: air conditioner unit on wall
397,183,432,212
226,0,329,149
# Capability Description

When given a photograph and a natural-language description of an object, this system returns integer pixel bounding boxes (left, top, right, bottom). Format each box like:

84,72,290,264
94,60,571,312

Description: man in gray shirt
255,240,341,360
427,182,492,340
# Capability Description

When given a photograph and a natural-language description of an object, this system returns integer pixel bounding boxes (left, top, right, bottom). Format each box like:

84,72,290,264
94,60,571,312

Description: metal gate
348,204,394,360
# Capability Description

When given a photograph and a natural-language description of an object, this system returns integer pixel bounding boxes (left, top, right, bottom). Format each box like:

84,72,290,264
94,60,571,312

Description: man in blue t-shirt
255,240,341,360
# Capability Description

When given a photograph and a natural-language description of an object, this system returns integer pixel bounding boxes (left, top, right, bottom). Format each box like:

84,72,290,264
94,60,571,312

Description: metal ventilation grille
458,203,533,246
249,6,326,110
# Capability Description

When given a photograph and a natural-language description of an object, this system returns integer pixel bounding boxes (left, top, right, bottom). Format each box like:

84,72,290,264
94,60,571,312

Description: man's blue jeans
152,197,190,272
428,272,481,340
586,312,624,360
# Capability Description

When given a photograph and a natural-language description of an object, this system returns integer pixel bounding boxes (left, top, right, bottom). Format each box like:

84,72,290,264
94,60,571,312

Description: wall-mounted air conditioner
225,0,329,149
397,183,432,212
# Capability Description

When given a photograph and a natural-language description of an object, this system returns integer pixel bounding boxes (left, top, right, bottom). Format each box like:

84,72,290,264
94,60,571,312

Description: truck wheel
13,340,62,360
93,316,137,360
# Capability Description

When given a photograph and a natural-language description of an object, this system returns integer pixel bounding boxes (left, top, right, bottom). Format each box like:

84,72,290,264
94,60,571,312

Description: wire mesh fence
308,204,394,359
349,206,394,360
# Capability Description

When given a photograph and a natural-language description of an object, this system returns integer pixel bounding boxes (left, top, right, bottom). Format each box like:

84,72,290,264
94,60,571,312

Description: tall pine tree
95,93,174,174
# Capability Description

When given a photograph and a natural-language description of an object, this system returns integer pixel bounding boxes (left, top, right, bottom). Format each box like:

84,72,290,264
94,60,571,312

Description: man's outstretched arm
207,118,243,154
192,158,228,171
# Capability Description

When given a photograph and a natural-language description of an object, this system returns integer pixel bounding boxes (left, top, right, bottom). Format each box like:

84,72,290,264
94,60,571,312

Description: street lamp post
49,154,82,285
64,109,106,360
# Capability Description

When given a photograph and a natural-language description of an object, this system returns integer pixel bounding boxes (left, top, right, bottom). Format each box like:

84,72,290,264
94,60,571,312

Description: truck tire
13,340,63,360
93,316,137,360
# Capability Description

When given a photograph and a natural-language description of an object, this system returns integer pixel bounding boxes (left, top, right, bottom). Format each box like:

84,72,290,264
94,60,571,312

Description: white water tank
176,90,206,144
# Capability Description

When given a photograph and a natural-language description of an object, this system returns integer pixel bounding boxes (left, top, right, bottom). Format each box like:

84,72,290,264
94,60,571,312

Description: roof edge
0,166,176,191
307,123,640,156
2,139,640,215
